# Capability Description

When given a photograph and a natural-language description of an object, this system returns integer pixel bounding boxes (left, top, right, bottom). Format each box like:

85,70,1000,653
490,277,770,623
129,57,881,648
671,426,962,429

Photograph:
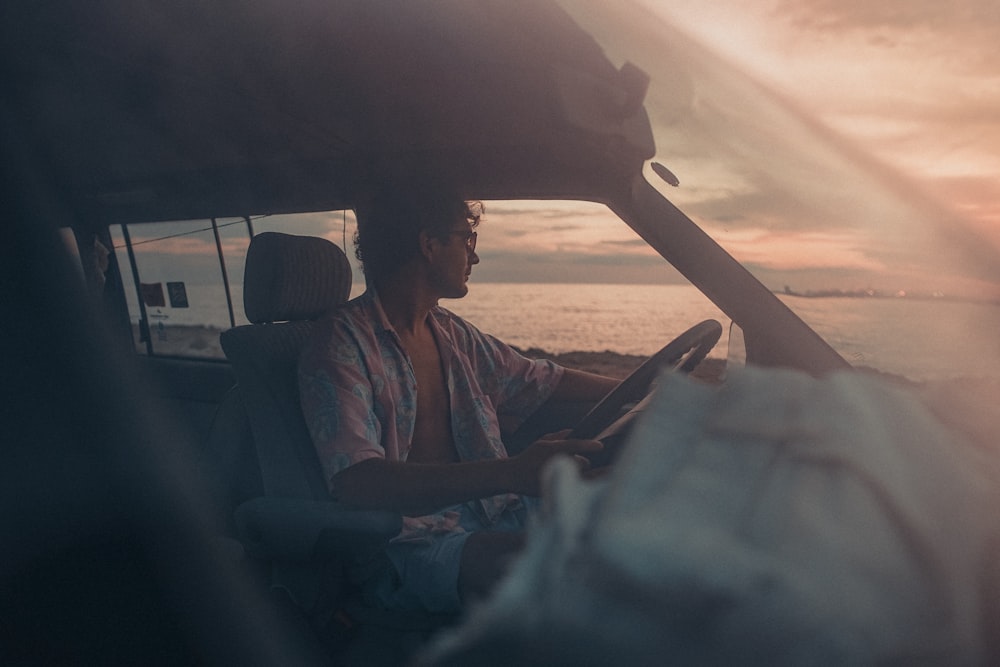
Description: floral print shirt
298,290,564,541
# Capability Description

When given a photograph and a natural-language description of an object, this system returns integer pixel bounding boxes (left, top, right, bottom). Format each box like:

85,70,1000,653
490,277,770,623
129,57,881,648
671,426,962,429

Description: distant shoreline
777,287,1000,305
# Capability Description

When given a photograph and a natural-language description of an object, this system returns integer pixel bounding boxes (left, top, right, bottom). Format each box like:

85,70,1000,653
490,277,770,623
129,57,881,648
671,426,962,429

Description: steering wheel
570,319,722,441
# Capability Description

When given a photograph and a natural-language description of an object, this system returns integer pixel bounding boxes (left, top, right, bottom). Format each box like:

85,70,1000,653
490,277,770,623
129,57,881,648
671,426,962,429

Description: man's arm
331,432,602,514
550,367,620,402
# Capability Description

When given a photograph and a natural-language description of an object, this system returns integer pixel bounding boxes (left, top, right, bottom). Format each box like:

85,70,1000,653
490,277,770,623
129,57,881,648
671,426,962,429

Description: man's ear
417,229,437,262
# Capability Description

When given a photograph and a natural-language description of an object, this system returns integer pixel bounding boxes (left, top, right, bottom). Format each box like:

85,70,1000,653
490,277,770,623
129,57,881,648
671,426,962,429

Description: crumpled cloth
420,367,1000,666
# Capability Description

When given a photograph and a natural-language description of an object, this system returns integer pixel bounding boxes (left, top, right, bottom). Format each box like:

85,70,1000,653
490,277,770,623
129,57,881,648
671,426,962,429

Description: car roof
5,0,654,225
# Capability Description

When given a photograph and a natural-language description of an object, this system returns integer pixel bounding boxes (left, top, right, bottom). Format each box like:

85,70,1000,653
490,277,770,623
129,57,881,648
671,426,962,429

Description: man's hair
354,186,483,282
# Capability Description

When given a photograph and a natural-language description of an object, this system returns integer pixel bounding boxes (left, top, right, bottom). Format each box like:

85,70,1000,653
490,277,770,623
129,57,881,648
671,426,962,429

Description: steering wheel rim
570,319,722,440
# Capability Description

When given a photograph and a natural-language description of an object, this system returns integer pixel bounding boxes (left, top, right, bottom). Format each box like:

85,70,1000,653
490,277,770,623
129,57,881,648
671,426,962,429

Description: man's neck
374,272,438,337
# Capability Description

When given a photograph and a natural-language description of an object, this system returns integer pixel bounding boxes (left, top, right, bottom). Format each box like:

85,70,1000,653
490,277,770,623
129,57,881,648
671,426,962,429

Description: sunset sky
651,0,1000,255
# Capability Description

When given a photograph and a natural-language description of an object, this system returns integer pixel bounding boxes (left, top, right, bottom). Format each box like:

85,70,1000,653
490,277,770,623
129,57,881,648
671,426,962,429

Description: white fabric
421,367,1000,666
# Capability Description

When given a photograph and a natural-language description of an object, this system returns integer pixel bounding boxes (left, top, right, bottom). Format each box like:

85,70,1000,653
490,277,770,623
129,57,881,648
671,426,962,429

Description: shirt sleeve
454,317,565,420
298,323,385,490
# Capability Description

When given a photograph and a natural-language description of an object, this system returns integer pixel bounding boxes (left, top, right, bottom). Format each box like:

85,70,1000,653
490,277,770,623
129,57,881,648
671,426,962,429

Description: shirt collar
360,288,454,347
358,288,396,337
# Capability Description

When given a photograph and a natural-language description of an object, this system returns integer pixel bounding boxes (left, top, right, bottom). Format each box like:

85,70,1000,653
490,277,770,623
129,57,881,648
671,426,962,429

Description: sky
650,1,1000,274
122,1,1000,299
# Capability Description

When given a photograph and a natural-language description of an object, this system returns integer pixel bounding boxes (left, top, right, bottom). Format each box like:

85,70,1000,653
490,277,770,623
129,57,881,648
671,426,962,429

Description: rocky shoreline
517,346,726,383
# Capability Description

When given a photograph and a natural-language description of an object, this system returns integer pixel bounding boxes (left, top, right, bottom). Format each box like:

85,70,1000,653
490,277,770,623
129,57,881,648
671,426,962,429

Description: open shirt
298,290,564,542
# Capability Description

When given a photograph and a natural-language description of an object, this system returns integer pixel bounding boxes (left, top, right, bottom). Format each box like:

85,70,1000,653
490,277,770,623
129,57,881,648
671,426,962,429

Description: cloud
128,235,213,255
603,238,653,248
492,223,587,238
484,205,592,221
771,0,1000,36
744,1,1000,191
712,229,885,273
471,251,685,284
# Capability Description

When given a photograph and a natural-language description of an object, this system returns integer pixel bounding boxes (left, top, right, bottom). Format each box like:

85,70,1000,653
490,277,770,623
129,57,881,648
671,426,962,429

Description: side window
110,219,251,359
110,213,360,360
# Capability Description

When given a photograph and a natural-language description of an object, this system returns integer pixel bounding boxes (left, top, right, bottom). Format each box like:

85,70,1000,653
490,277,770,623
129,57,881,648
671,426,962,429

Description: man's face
431,221,480,299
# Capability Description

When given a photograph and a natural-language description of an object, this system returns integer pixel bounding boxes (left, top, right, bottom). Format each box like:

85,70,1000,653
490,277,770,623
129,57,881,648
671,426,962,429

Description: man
298,186,618,613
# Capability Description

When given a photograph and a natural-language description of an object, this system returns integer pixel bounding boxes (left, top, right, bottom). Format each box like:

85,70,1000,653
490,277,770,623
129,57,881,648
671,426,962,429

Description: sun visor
552,61,656,166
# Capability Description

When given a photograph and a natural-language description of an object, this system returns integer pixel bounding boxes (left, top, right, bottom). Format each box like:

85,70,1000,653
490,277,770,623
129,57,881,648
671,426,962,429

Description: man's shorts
365,501,528,613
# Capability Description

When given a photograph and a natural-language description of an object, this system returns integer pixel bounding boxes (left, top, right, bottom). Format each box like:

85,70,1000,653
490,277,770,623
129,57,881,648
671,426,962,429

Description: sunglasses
442,229,478,253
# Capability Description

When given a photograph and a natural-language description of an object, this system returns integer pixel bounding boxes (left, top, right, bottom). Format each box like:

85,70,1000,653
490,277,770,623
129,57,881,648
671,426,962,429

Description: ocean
139,282,1000,382
448,283,1000,382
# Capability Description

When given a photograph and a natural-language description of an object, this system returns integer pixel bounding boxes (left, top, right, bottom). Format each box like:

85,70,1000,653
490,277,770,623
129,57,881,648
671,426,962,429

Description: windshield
554,0,1000,382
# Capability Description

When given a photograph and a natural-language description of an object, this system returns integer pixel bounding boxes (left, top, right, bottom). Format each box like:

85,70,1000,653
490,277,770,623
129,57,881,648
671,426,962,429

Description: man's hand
508,429,603,497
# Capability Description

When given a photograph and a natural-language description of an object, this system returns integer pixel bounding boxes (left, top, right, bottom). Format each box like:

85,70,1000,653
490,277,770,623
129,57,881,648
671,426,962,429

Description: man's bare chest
399,331,458,463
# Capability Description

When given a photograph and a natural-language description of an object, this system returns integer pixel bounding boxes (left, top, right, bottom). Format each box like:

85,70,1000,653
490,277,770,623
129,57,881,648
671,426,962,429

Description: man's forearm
330,434,603,514
551,367,620,402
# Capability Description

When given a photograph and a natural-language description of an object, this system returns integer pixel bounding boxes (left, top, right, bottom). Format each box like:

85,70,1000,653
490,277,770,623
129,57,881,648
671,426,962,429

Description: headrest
243,232,352,324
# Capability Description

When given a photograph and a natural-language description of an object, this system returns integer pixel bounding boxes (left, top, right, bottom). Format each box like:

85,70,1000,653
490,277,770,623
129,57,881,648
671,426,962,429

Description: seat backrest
219,232,352,502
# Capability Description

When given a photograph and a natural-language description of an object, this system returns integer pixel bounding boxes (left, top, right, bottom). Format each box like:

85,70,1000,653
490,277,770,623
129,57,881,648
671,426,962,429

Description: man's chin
442,284,470,300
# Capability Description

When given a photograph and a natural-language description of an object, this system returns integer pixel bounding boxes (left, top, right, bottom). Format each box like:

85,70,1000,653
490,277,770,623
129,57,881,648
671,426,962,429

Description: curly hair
354,186,483,282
